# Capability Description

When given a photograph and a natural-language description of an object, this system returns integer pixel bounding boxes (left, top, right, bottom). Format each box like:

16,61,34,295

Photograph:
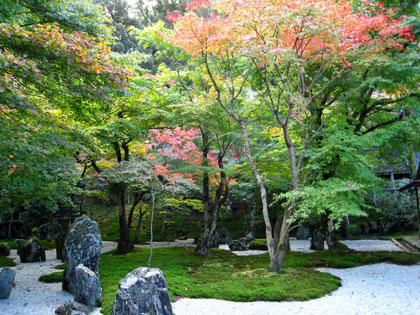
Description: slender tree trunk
271,124,298,271
250,198,256,234
239,120,278,271
127,193,142,230
116,186,133,254
134,205,144,243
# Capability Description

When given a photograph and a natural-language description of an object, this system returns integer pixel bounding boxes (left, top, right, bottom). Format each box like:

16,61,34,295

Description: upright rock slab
64,216,102,297
73,264,101,307
19,239,46,262
111,267,172,315
0,268,16,299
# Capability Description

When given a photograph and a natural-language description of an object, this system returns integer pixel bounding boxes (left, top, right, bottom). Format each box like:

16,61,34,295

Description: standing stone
111,267,172,315
19,239,46,262
73,264,101,307
296,226,310,240
0,243,10,256
310,231,325,250
0,268,16,299
64,216,102,296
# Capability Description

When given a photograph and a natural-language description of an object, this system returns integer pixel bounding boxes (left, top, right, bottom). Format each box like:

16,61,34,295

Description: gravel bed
0,249,73,315
173,262,420,315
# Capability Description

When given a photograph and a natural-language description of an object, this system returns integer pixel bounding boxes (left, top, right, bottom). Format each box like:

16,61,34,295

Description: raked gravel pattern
173,262,420,315
0,239,414,315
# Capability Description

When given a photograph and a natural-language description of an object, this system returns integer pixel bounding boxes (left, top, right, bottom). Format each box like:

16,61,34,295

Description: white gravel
0,249,73,315
0,239,413,315
173,263,420,315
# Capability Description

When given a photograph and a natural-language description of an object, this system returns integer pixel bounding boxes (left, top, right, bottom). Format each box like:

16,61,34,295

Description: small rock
19,239,46,262
111,267,172,315
229,233,255,251
73,264,101,307
55,300,90,315
0,243,10,256
0,268,16,299
228,240,248,251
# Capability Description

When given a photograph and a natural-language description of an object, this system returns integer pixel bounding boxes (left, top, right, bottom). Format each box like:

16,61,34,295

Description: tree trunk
116,186,133,254
127,193,142,230
134,205,144,243
239,120,278,271
250,198,256,234
243,205,249,234
270,123,299,272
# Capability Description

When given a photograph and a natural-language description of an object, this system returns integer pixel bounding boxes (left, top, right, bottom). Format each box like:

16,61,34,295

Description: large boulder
55,300,89,315
0,243,10,256
73,264,101,307
63,215,102,294
19,239,46,262
111,267,172,315
310,231,325,250
0,268,16,299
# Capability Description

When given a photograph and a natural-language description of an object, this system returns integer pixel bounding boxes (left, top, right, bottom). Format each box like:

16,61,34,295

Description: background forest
1,0,419,272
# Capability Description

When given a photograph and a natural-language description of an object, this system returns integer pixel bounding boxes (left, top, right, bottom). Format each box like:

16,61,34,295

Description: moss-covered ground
97,247,420,314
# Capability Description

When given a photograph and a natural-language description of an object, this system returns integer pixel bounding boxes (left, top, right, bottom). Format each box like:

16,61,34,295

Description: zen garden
0,0,420,314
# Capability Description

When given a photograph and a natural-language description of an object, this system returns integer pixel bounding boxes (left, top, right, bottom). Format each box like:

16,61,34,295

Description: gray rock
111,267,172,315
0,243,10,256
55,300,90,315
19,239,46,262
0,268,16,299
228,240,248,251
310,231,325,250
64,216,102,296
296,226,310,240
229,233,255,251
73,264,101,307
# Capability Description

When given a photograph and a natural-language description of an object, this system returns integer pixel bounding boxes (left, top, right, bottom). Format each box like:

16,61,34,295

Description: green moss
98,247,420,314
55,263,66,270
0,255,16,267
39,271,63,283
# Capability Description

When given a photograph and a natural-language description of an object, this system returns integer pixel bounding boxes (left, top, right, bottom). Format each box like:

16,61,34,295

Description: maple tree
168,0,415,271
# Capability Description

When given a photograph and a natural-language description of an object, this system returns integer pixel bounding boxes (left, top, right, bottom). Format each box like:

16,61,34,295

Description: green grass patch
39,271,63,283
0,255,16,267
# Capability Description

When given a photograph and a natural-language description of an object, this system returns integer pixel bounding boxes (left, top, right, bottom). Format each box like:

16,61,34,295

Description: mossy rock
19,238,46,263
248,240,268,250
329,242,356,253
